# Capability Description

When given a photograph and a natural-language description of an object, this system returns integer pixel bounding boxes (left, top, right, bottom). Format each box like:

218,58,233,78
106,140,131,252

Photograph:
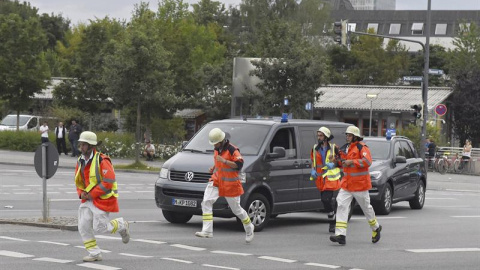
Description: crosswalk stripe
170,244,206,251
202,264,240,270
259,256,297,263
304,262,341,268
161,257,193,264
119,253,153,258
0,236,29,242
77,262,121,270
37,241,70,246
133,239,166,244
33,257,73,263
211,250,252,256
406,248,480,253
0,250,35,258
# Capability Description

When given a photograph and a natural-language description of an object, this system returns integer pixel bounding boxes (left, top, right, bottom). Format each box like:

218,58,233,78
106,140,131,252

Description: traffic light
411,104,422,119
334,20,348,45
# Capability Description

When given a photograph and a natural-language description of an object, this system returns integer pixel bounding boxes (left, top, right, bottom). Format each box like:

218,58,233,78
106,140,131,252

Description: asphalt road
1,164,479,270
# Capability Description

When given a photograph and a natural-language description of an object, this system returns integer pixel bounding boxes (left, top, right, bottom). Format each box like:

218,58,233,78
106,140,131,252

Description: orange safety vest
75,150,119,212
210,142,244,197
310,143,341,191
340,141,372,192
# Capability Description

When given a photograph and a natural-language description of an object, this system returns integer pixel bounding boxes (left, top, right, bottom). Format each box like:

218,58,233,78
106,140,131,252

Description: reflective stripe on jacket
340,141,372,192
75,150,119,212
211,142,244,197
310,143,341,191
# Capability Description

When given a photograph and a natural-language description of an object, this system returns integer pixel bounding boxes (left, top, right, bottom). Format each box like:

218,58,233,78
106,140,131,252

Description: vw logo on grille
185,171,195,182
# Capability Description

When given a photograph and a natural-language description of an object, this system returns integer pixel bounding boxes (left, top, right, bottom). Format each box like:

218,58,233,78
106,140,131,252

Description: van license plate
172,198,197,207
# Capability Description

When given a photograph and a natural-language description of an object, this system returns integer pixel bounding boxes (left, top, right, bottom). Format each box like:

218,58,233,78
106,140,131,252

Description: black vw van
155,118,353,231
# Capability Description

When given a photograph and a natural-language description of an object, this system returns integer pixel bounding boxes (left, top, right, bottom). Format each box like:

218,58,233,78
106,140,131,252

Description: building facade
349,0,396,10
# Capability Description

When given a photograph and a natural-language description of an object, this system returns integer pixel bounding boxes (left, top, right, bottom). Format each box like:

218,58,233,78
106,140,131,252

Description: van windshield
0,115,30,126
183,123,271,155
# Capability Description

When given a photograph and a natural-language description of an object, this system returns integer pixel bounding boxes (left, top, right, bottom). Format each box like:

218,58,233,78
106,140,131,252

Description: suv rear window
183,123,271,155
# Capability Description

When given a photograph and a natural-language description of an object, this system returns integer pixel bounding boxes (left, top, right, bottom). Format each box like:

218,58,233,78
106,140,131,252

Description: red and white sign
435,104,447,116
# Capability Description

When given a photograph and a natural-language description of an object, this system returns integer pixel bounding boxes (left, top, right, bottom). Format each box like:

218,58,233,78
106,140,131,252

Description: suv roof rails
391,135,409,140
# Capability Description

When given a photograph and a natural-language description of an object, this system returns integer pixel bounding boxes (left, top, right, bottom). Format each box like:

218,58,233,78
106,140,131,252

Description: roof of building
174,109,205,119
33,77,69,100
315,85,452,112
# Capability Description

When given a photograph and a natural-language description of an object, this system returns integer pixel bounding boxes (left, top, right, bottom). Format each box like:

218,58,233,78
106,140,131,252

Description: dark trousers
70,139,78,156
41,137,49,143
321,190,338,214
56,138,68,154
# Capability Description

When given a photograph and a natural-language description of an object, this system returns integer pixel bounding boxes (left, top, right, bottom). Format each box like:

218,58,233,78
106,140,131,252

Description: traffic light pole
348,0,431,160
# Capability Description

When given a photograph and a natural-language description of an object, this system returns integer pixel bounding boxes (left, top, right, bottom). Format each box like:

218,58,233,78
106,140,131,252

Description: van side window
28,118,37,129
270,128,296,159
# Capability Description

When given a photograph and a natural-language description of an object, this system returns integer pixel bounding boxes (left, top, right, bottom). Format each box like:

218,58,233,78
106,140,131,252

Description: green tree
0,13,50,130
103,3,174,163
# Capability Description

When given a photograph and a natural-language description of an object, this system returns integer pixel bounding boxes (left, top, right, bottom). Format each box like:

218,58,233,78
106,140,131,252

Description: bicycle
454,157,471,174
435,152,453,175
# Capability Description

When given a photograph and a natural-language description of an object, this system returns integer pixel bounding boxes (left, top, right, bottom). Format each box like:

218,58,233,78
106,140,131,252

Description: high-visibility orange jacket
209,141,244,197
75,150,119,212
310,143,342,191
339,141,372,192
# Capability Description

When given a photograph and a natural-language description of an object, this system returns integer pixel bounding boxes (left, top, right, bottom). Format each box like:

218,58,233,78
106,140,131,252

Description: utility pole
421,0,432,161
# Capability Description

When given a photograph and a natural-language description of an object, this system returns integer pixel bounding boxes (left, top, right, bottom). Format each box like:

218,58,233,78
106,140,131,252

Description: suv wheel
162,210,193,223
244,193,271,232
409,181,425,209
374,185,392,215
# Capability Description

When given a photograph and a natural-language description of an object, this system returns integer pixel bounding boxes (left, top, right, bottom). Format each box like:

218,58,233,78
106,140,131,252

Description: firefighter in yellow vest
310,127,342,233
75,131,130,262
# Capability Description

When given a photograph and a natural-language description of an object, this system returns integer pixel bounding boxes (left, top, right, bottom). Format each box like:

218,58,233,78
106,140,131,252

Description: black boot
330,235,346,245
329,221,335,233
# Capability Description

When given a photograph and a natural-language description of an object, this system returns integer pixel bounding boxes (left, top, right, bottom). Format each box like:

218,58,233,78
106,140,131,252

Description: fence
434,147,480,175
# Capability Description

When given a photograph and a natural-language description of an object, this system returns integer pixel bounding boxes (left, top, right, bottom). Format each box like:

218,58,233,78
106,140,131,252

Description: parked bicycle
454,157,471,174
431,152,453,175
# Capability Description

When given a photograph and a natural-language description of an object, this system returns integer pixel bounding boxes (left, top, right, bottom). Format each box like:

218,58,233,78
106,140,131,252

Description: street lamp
366,93,378,137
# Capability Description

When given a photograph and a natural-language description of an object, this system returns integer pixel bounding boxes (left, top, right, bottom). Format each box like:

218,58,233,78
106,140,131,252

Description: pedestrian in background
39,121,49,143
195,128,254,243
143,140,155,161
55,121,68,155
310,127,342,233
69,120,82,157
75,131,130,262
459,139,472,170
330,126,381,245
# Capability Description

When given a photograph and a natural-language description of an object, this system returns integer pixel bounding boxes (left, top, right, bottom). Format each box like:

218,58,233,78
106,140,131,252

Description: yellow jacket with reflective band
310,143,341,191
75,150,119,212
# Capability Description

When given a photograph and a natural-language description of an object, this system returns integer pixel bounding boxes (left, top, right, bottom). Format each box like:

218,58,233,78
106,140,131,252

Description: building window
367,23,379,34
435,24,447,35
389,23,401,35
362,119,379,137
347,23,356,32
411,23,424,35
459,23,471,33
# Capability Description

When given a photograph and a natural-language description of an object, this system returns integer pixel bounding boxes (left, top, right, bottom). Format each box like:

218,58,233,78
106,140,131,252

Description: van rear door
298,126,322,210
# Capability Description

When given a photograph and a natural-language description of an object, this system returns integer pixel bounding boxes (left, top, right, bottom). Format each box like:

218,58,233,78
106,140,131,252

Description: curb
0,220,78,231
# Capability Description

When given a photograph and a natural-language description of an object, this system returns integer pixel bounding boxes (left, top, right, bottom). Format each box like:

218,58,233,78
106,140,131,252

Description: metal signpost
34,142,59,221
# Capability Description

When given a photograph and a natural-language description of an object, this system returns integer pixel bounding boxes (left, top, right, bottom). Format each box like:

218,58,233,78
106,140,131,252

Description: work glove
326,162,335,170
310,169,318,178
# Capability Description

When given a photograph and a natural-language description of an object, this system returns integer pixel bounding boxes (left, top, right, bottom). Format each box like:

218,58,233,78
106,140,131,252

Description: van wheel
245,193,270,232
162,210,193,223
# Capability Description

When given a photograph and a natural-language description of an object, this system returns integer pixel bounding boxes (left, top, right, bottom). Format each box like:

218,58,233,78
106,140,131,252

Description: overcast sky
27,0,480,25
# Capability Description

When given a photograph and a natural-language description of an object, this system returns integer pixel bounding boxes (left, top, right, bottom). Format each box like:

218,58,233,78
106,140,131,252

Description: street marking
134,191,153,193
48,192,60,194
12,192,35,195
304,262,341,268
445,189,480,193
66,192,78,194
25,185,41,187
1,185,19,187
427,198,457,200
121,191,132,193
211,250,252,256
0,236,29,242
258,256,297,263
170,244,206,251
38,240,70,246
406,248,480,253
202,264,240,270
130,221,164,223
132,239,166,244
12,189,32,191
0,250,35,258
161,257,193,264
96,235,121,240
74,246,111,253
48,184,65,187
451,216,480,218
119,253,154,258
50,199,79,201
129,184,145,186
33,257,73,263
351,216,405,220
77,262,121,270
427,205,471,208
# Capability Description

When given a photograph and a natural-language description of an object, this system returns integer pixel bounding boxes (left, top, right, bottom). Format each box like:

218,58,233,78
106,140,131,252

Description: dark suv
363,136,427,215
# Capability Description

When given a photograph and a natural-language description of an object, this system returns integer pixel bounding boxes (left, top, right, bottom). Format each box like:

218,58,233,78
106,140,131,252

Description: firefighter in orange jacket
195,128,254,243
310,127,342,233
75,131,130,262
330,126,381,245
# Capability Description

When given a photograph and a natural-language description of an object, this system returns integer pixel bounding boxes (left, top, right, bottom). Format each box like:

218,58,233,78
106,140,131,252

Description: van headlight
370,171,382,180
159,168,169,179
239,172,246,183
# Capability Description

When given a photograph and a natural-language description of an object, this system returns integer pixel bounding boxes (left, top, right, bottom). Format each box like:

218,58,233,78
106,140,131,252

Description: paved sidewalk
0,149,163,170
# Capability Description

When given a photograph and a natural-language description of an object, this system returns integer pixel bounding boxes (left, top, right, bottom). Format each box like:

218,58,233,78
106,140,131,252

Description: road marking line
304,262,341,268
161,257,193,264
130,220,164,223
96,235,121,240
133,239,166,244
12,189,32,191
0,236,29,241
211,250,252,256
33,257,73,263
129,184,145,186
258,256,297,263
119,253,153,258
12,192,35,195
121,191,132,193
38,240,70,246
406,248,480,253
170,244,206,251
0,250,35,258
134,191,153,193
351,216,405,220
74,246,111,253
50,199,79,201
48,184,65,187
451,216,480,218
66,192,78,194
202,264,240,270
427,205,471,208
445,189,480,193
427,198,457,200
24,185,41,187
1,185,19,187
48,192,60,194
77,262,121,270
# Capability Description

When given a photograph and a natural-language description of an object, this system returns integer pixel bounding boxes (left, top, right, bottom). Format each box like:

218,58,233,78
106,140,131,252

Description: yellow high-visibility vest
75,152,118,199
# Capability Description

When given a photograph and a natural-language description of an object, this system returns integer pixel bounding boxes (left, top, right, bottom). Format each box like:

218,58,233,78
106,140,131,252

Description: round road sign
435,104,447,116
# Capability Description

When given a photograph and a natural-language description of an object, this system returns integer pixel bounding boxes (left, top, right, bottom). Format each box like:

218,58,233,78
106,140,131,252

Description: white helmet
345,126,362,138
317,127,331,139
208,128,225,145
78,131,98,146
